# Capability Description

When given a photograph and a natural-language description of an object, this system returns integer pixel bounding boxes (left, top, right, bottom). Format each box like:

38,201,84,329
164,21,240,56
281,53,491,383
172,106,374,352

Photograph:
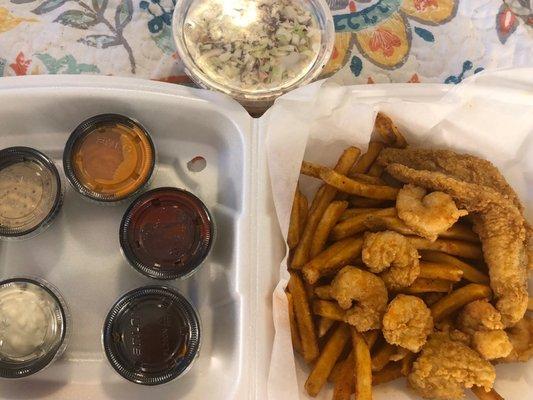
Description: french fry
350,196,391,208
298,192,308,237
364,330,379,350
314,285,332,300
333,351,354,400
420,250,489,284
364,215,416,236
349,141,385,176
390,347,410,362
403,278,452,294
367,163,385,178
287,189,302,249
319,169,399,200
528,297,533,312
301,160,328,179
373,113,408,148
331,208,396,240
408,237,484,260
431,283,492,322
318,317,335,338
350,173,386,185
329,353,348,384
313,300,345,321
340,208,384,221
303,237,363,284
439,223,480,243
286,292,303,354
372,362,403,386
471,386,505,400
371,342,396,372
309,185,326,213
310,200,349,257
400,351,415,376
288,272,319,363
292,147,360,269
419,261,464,282
305,324,350,396
352,328,373,400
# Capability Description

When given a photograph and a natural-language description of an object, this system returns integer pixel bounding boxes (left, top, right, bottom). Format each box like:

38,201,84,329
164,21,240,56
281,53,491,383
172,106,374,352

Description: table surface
0,0,532,87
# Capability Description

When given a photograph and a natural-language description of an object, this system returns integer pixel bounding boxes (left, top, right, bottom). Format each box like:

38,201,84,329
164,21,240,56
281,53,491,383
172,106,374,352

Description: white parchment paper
265,68,533,400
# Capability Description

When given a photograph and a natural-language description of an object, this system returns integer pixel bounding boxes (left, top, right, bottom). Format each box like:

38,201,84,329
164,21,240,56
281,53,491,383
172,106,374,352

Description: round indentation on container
0,277,70,378
63,114,156,203
0,147,63,239
102,286,201,385
187,156,206,173
120,187,214,280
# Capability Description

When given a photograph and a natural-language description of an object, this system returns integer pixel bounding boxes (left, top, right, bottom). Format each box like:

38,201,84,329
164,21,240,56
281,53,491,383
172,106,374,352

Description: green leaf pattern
35,53,100,74
54,10,98,29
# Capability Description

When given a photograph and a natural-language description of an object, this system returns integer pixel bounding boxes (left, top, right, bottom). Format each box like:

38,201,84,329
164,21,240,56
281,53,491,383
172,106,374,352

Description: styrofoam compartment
0,76,452,399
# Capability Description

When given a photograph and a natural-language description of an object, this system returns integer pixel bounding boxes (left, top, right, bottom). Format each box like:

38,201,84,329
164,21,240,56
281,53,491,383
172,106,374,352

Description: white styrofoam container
0,76,455,399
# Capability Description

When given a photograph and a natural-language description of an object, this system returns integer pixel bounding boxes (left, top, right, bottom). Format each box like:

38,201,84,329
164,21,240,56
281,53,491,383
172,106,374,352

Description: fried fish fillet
378,148,523,212
384,163,528,327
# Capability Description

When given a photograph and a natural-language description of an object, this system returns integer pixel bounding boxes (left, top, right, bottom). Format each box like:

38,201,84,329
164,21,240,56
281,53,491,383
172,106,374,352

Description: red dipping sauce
120,187,214,280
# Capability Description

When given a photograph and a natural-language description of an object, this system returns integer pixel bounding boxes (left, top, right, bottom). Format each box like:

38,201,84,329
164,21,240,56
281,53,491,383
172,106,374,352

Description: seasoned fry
364,330,380,350
371,342,396,372
318,317,335,338
315,285,332,300
430,283,492,322
419,261,464,282
471,386,504,400
349,141,385,176
350,196,391,208
298,192,308,237
331,208,396,240
301,160,328,179
420,250,489,284
310,200,349,257
367,163,385,178
528,297,533,312
364,215,416,236
303,237,363,284
292,147,360,269
408,237,484,260
329,354,348,384
286,292,302,354
309,185,326,213
401,351,415,376
333,351,354,400
403,278,452,294
374,112,408,148
350,173,386,185
288,272,319,363
439,223,479,243
372,362,403,386
305,324,350,396
340,208,384,221
313,300,345,321
320,169,399,200
287,189,302,249
352,328,373,400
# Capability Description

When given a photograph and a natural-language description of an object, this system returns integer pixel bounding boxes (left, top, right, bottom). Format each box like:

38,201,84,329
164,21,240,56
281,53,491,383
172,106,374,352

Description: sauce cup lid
0,147,62,239
102,286,201,385
63,114,156,203
119,187,214,280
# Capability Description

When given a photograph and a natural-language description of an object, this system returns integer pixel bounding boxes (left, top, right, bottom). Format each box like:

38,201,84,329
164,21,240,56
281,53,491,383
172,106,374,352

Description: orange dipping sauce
64,115,155,202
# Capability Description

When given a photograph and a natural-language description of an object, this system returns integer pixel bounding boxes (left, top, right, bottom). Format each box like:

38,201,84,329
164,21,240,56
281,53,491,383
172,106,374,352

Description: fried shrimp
408,332,495,400
396,184,468,241
362,231,420,290
329,266,388,332
383,294,433,352
501,316,533,363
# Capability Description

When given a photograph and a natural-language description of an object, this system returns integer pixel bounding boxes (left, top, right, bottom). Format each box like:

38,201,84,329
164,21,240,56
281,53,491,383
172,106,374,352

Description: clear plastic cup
173,0,334,112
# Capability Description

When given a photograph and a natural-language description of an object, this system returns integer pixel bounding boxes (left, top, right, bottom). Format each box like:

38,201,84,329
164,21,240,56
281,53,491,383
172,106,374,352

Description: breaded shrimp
329,266,388,332
396,184,468,241
384,163,528,327
471,330,513,360
457,300,504,335
501,316,533,362
408,332,495,400
362,231,420,290
383,294,433,352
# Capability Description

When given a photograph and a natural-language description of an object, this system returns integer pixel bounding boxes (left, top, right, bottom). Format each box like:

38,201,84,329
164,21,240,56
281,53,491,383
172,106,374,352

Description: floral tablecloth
0,0,532,86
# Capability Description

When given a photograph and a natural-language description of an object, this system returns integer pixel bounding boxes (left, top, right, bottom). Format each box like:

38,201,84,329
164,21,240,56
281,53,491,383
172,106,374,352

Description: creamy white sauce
0,282,61,361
